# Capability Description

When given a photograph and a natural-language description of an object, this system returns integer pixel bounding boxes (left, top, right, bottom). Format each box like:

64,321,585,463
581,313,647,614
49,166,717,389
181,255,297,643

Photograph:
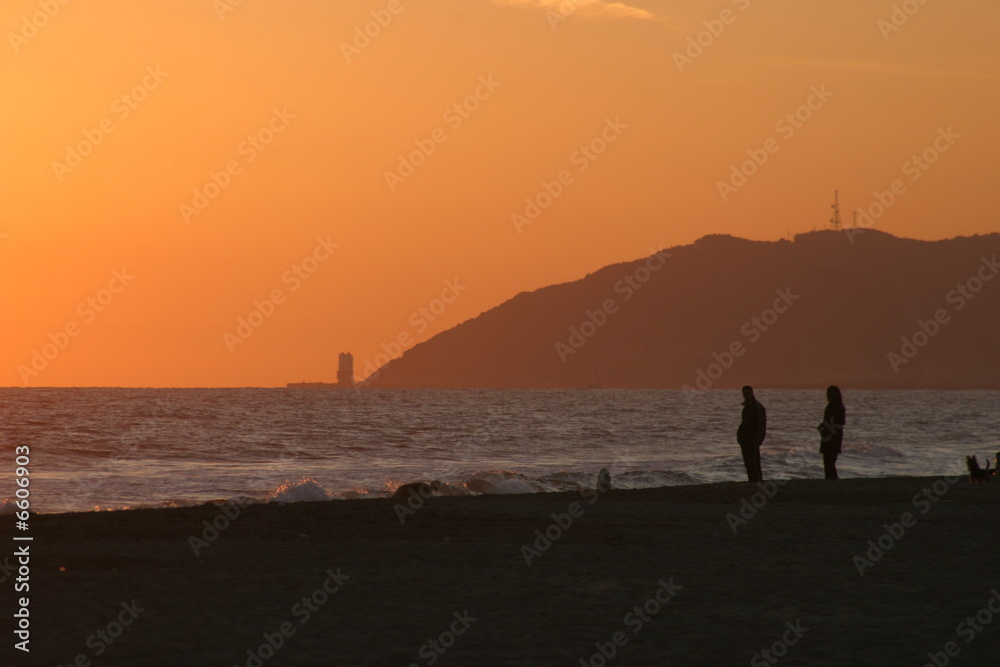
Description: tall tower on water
337,353,355,388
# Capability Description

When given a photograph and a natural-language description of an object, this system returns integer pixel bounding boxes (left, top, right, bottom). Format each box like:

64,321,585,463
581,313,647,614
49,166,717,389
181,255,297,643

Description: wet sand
7,476,1000,666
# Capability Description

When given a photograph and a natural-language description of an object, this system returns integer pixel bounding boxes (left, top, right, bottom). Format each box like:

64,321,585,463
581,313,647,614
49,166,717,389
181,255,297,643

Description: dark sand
6,477,1000,666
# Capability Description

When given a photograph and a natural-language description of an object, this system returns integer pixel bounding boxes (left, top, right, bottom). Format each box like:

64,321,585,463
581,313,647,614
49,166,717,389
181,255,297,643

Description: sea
1,388,997,514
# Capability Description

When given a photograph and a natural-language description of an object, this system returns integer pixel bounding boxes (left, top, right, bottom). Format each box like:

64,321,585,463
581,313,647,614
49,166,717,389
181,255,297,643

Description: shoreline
13,470,979,517
7,476,1000,665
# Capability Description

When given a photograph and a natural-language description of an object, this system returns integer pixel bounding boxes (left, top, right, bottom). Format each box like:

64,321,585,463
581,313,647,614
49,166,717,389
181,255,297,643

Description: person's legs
753,446,763,482
740,445,756,482
823,451,838,479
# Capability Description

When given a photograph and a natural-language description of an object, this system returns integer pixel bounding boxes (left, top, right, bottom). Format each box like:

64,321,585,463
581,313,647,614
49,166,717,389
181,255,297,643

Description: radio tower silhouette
829,190,842,230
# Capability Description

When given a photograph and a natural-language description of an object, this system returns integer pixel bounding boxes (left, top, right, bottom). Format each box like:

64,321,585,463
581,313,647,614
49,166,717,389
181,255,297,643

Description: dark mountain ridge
368,230,1000,389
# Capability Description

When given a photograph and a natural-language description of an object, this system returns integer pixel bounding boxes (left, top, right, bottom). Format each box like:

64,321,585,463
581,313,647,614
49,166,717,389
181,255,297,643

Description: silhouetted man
818,385,846,479
737,385,766,482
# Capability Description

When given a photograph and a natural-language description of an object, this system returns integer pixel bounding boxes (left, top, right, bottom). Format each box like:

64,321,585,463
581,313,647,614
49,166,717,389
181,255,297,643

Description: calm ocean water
1,388,997,514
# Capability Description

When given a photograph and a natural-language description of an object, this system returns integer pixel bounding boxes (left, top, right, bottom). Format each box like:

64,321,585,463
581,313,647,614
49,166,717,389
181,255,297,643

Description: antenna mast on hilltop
829,190,842,230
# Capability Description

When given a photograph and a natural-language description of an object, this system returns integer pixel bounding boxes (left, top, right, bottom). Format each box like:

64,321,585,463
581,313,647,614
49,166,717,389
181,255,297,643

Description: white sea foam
266,478,333,503
464,470,550,495
251,469,706,507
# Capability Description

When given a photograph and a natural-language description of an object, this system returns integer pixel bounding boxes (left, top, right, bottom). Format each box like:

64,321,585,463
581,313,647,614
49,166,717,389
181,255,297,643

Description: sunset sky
1,0,997,387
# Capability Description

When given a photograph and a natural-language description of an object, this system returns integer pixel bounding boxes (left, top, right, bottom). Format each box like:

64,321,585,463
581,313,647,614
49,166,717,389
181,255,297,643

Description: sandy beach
7,477,1000,666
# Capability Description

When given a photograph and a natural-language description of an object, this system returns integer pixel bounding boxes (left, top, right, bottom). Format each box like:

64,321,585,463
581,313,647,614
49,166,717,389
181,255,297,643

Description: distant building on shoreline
286,352,355,389
336,353,354,387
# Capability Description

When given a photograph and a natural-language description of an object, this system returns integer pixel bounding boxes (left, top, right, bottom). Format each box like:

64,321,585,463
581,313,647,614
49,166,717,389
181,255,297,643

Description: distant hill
367,230,1000,389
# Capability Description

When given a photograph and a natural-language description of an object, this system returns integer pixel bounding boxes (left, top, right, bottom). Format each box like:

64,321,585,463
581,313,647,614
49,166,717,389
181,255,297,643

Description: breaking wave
240,468,706,508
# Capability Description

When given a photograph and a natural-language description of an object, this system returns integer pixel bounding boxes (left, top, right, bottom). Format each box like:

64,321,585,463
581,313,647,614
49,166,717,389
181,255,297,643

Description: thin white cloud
493,0,656,22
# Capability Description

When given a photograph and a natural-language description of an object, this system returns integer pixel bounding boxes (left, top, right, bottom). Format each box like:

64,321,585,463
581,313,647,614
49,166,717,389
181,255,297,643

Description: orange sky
1,0,997,387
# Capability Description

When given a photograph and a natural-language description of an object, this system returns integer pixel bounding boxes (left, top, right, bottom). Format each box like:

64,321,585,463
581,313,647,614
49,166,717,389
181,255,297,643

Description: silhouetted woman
818,386,845,479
